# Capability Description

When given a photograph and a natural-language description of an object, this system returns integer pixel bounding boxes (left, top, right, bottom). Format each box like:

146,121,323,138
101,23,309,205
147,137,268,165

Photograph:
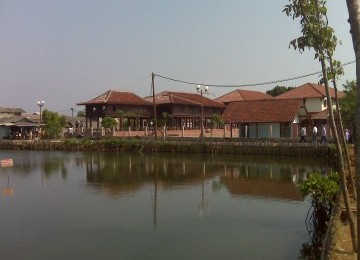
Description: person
349,130,353,144
345,129,350,144
299,126,307,143
312,125,318,143
320,125,327,144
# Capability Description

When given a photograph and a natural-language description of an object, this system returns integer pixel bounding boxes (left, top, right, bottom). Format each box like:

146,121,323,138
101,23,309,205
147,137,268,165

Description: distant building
275,82,343,129
222,99,302,138
215,89,273,105
145,91,224,129
0,107,26,118
77,90,153,130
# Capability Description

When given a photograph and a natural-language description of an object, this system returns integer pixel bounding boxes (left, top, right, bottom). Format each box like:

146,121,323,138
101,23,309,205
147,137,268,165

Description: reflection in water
2,176,14,197
198,162,209,218
84,152,331,201
0,151,334,259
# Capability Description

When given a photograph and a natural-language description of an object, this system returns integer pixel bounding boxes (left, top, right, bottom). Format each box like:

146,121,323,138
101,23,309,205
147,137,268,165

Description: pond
0,151,332,260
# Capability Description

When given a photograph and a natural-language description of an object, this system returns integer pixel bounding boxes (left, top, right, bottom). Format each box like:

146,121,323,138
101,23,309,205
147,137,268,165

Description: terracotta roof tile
77,90,151,106
275,83,343,99
215,89,273,103
147,91,224,108
310,109,329,120
222,99,302,123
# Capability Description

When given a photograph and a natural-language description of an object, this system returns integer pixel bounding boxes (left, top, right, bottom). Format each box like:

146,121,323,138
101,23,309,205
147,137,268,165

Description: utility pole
151,73,157,140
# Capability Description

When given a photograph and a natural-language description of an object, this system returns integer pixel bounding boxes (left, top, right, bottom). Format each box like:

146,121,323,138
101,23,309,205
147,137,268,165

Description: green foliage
161,111,171,126
266,85,295,97
339,80,356,130
283,0,342,81
211,113,224,129
42,110,66,139
300,172,339,206
77,110,85,117
101,117,117,129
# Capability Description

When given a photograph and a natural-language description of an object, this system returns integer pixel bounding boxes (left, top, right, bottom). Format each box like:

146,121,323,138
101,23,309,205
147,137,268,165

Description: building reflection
2,176,14,197
84,153,331,202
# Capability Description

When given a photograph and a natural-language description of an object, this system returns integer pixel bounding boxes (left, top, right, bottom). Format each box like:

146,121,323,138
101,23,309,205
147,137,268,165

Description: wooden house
77,90,153,130
145,91,225,129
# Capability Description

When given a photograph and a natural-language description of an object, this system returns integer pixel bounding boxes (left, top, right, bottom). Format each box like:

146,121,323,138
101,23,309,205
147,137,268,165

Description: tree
101,117,117,130
77,110,85,117
42,110,66,139
266,85,295,97
284,0,357,251
211,113,224,129
161,112,171,126
345,0,360,253
340,80,356,130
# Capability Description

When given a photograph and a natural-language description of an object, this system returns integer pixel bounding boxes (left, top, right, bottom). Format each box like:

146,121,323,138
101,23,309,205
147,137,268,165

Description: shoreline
0,138,337,159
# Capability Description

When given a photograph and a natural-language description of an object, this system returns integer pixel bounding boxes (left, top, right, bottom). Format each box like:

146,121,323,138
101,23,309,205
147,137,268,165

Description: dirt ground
327,146,357,260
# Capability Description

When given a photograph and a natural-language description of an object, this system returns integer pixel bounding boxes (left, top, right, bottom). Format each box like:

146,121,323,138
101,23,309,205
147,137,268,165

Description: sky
0,0,356,115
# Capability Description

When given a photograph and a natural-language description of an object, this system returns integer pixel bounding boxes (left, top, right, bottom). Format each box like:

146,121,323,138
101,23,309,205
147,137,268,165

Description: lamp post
37,100,45,124
196,85,208,141
37,100,45,139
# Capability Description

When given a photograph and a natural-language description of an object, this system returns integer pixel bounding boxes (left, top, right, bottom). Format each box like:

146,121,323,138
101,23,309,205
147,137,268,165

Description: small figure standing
299,126,307,143
312,125,318,143
345,129,350,144
320,125,327,144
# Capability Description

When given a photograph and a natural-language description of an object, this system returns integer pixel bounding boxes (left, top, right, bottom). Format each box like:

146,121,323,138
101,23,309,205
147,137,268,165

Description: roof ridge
105,90,112,103
308,83,325,96
171,94,200,105
236,89,245,99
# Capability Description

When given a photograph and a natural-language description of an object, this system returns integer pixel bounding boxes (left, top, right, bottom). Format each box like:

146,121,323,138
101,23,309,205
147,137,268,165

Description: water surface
0,151,331,260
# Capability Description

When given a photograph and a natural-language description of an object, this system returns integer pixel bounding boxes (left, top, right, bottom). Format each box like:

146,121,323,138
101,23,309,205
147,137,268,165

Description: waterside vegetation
0,138,337,158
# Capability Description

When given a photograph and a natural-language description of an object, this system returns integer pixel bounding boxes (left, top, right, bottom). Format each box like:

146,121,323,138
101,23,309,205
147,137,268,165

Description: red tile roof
77,90,151,106
146,91,224,108
309,109,329,120
275,83,344,99
222,99,302,123
215,89,273,103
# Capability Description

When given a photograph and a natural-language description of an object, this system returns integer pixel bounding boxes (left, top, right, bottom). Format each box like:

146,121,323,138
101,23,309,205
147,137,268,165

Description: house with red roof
222,99,302,138
77,90,153,130
145,91,224,129
275,83,343,127
215,89,273,105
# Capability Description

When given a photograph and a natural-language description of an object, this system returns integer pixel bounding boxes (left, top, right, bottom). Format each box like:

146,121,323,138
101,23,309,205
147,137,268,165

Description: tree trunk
320,56,357,252
346,0,360,255
330,69,357,201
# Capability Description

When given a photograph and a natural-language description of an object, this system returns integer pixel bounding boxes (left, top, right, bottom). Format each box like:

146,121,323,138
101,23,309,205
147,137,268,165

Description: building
275,82,343,126
215,89,273,105
145,91,224,129
221,99,302,138
0,116,39,140
77,90,153,130
0,107,26,118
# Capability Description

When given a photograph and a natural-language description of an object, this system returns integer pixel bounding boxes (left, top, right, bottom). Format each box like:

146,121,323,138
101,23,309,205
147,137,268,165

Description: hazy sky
0,0,356,115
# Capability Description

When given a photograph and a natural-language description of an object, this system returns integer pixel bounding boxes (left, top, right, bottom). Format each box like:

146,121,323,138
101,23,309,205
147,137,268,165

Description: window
280,123,291,137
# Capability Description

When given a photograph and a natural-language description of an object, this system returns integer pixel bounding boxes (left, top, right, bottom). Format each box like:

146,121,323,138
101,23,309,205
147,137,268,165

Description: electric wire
154,60,355,88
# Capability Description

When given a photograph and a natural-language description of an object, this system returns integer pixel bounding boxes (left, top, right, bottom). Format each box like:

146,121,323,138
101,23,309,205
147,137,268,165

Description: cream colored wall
305,98,323,112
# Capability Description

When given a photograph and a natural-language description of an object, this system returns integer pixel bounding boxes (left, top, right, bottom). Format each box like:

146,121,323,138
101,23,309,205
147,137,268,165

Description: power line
154,60,355,88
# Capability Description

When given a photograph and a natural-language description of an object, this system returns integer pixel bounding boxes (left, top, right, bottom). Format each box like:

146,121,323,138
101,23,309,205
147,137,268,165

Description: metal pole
200,91,204,141
152,73,158,140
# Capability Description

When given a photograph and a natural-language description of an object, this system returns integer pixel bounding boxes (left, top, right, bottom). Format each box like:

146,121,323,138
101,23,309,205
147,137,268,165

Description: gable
222,99,301,124
275,83,343,99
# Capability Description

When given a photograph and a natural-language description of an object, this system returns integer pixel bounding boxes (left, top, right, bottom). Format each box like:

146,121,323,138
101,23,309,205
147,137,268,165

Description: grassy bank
0,138,337,158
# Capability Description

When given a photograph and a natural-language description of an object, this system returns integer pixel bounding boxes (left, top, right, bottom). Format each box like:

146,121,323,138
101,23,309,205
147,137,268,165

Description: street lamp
196,85,208,140
37,100,45,124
